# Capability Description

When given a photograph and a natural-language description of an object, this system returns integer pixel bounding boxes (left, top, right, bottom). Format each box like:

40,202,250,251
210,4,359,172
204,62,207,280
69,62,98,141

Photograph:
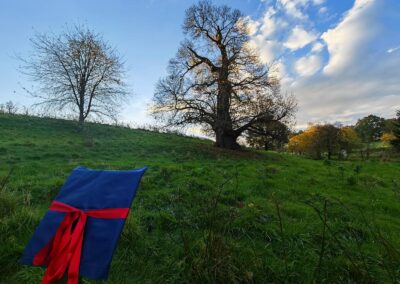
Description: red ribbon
33,201,129,284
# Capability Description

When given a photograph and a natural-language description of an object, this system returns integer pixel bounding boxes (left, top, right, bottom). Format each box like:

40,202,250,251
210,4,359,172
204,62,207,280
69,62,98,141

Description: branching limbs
151,1,296,148
20,25,128,126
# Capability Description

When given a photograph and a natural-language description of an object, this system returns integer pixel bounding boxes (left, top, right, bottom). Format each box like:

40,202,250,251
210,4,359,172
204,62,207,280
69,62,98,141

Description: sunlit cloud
246,0,400,128
294,54,322,76
284,25,318,50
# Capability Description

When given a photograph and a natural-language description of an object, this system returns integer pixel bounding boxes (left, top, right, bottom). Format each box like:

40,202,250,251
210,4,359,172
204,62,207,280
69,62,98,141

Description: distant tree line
286,113,400,159
17,1,296,149
391,110,400,152
0,101,19,115
0,100,63,118
11,0,398,153
288,124,361,159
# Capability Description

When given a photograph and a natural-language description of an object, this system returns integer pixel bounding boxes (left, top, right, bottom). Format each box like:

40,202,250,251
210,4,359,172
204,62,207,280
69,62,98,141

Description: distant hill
1,113,400,283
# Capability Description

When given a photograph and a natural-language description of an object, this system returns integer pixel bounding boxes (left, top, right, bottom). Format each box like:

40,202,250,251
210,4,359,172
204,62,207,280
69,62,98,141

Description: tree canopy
288,124,361,159
246,120,290,151
355,115,385,143
151,0,295,149
390,110,400,151
20,25,128,127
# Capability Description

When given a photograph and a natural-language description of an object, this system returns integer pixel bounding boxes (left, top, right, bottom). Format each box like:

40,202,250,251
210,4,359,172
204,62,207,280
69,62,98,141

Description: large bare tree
20,25,128,127
152,1,296,149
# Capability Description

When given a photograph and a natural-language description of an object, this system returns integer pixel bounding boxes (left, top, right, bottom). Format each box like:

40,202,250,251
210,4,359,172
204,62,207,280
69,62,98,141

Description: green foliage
391,110,400,152
339,126,362,157
288,124,362,160
1,113,400,283
355,114,385,143
246,121,290,151
0,191,18,219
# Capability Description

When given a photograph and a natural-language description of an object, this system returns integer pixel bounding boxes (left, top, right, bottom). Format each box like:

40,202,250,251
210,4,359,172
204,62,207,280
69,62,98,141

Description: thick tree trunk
214,60,238,149
215,131,240,149
78,92,85,129
78,112,85,129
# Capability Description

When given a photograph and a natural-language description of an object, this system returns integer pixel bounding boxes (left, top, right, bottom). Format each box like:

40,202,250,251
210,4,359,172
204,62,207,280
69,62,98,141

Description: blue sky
0,0,399,129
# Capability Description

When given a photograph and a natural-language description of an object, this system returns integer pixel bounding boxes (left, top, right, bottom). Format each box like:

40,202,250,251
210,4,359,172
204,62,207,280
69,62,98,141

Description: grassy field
1,113,400,283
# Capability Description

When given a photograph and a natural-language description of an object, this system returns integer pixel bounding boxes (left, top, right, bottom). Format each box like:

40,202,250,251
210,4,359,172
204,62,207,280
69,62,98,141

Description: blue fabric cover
21,166,147,280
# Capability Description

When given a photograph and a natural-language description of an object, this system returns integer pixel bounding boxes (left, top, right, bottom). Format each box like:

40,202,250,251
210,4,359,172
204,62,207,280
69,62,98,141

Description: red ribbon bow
33,201,130,284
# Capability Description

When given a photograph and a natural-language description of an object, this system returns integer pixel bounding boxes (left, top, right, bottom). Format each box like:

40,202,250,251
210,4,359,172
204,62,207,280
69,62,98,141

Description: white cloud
246,0,400,128
313,0,325,5
311,42,324,52
277,0,325,20
246,6,288,64
248,24,260,36
237,16,260,36
318,6,328,14
260,7,278,37
295,54,322,76
248,36,281,64
321,0,377,75
273,61,294,85
293,78,400,127
284,25,317,50
278,0,308,20
387,46,400,53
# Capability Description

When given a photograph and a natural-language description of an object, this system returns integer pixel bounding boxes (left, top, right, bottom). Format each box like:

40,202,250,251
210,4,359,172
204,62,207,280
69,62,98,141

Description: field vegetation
1,113,400,283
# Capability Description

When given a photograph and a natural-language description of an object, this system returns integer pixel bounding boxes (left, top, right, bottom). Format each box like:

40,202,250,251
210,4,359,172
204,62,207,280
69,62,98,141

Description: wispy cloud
387,46,400,53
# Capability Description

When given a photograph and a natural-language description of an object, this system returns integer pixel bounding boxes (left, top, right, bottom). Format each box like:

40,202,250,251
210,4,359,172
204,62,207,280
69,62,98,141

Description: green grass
1,113,400,283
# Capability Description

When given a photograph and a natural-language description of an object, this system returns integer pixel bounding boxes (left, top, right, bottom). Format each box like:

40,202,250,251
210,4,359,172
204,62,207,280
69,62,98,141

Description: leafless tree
20,25,128,127
5,101,18,115
151,1,296,149
22,105,30,116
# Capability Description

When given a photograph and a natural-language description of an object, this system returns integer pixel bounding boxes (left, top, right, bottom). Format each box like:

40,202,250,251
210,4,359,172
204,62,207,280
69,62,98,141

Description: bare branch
19,24,129,127
151,1,296,149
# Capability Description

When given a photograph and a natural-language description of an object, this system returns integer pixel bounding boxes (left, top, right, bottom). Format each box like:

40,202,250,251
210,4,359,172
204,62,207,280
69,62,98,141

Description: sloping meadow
1,114,400,283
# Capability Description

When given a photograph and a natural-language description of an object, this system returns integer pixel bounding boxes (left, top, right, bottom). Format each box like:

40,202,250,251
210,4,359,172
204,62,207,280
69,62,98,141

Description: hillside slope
1,114,400,283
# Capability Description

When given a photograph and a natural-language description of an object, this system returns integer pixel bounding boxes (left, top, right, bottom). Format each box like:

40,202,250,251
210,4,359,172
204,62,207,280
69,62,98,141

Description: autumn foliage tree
151,1,295,149
317,124,341,160
339,126,362,157
288,124,361,159
288,126,320,158
381,132,395,144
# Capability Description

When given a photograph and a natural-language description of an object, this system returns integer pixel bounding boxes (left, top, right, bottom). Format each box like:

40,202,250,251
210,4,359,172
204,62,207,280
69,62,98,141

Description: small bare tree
151,1,296,149
20,25,128,127
5,101,18,115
